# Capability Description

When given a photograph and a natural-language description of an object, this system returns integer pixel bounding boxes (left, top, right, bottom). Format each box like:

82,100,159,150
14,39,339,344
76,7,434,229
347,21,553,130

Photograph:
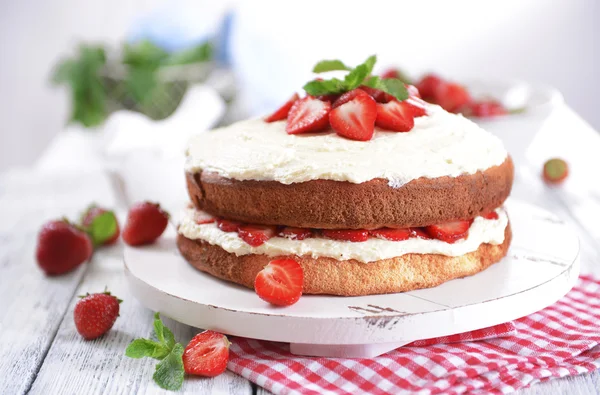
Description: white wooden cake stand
124,200,579,358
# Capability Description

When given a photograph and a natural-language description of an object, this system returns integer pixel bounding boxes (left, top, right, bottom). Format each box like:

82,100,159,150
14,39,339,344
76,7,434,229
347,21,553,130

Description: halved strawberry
329,93,377,141
370,228,412,241
332,89,370,108
322,229,369,242
217,219,242,232
406,96,428,117
425,220,471,243
238,224,276,247
482,211,499,220
265,93,299,122
375,100,417,132
434,82,471,113
194,210,216,224
542,158,569,184
254,258,304,306
411,227,432,240
279,227,313,241
359,85,395,103
406,84,421,98
286,96,331,135
183,330,230,377
416,74,443,100
315,94,340,103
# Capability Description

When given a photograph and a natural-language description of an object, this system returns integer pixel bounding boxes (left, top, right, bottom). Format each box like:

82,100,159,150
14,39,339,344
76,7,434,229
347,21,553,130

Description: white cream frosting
185,104,508,186
178,207,508,263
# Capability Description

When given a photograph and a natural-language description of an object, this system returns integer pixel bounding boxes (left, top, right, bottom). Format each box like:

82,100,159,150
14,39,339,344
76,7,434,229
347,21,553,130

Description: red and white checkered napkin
228,275,600,394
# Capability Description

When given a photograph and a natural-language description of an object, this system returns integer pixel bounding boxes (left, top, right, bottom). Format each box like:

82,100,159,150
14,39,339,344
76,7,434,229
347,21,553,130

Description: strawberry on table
370,228,412,241
329,92,377,141
81,205,120,246
279,227,313,240
238,224,276,247
183,330,230,377
322,229,370,242
543,158,569,184
74,289,121,340
254,258,304,306
122,202,169,246
265,93,299,122
286,96,331,135
36,220,93,275
425,220,471,243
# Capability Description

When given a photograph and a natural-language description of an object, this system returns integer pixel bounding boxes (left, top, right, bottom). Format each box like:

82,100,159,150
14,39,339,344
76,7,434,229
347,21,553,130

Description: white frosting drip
185,105,507,186
178,207,508,263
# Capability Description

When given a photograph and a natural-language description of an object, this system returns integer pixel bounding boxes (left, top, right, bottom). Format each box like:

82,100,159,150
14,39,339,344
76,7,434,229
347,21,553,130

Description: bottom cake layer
177,222,512,296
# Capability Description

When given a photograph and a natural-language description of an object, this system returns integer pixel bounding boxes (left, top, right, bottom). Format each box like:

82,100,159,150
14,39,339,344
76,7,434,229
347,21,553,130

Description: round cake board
124,200,580,358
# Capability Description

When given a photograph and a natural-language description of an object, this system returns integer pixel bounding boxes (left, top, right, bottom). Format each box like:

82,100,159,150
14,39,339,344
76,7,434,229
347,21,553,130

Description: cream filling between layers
185,104,508,187
178,207,509,263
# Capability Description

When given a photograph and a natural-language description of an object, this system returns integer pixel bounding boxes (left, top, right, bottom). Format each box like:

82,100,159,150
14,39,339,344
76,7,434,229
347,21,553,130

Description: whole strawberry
81,205,120,246
36,220,93,275
122,202,169,246
74,290,121,340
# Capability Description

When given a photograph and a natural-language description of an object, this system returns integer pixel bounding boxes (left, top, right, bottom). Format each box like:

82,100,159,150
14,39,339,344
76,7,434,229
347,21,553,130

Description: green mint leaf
364,76,409,101
303,78,346,96
344,63,370,91
125,339,170,360
362,55,377,76
153,343,185,391
312,59,352,73
88,211,117,246
163,325,176,350
163,42,213,66
153,312,166,344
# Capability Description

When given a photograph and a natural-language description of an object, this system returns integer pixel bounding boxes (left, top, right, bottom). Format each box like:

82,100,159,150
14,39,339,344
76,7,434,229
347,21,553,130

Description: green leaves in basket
52,45,107,127
126,313,185,391
163,42,213,66
303,55,408,101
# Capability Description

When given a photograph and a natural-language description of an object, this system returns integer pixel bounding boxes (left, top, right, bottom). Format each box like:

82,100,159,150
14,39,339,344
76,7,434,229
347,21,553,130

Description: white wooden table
1,105,599,394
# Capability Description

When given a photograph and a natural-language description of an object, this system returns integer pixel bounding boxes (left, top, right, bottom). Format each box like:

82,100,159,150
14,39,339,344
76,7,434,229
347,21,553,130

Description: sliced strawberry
322,229,369,242
411,227,432,240
434,82,472,113
254,258,303,306
463,100,507,118
416,74,443,100
329,93,377,141
279,227,313,241
370,228,412,241
359,85,395,103
543,158,569,184
482,211,499,220
375,100,416,132
194,210,216,224
183,330,230,377
406,84,421,98
381,68,401,79
265,93,299,122
286,96,331,135
425,220,471,243
332,88,370,108
315,94,340,103
406,97,428,117
238,224,276,247
217,219,242,233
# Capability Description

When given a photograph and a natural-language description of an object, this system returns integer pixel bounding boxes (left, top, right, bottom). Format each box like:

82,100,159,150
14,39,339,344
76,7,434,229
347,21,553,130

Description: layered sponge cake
177,56,513,298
